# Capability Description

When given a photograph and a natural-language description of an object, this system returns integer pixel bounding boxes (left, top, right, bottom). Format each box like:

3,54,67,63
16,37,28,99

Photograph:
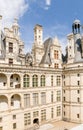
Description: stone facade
0,17,62,130
0,16,83,130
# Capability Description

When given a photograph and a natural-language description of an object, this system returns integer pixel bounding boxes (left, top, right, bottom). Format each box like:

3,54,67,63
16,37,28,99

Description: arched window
32,75,38,87
23,74,30,88
40,75,45,87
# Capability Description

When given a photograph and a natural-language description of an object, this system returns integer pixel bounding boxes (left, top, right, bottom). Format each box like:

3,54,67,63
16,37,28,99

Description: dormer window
54,50,59,59
9,42,13,53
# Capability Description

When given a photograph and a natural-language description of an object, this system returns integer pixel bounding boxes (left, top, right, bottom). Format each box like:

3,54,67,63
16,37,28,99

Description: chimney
0,15,2,31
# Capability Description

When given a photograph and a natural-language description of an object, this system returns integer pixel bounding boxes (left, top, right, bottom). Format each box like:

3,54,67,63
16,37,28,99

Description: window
51,91,53,102
41,92,46,104
9,42,13,53
56,106,61,116
56,76,61,86
77,81,80,86
13,123,16,129
41,109,46,121
0,117,2,122
23,74,30,88
24,113,31,125
77,97,80,102
77,74,80,77
33,93,38,106
9,58,13,65
63,75,65,79
63,97,65,101
40,75,45,87
51,108,53,118
51,75,53,86
24,94,30,108
64,105,65,108
64,81,65,86
77,114,79,118
54,63,59,69
54,50,59,59
32,75,38,87
56,90,61,102
33,111,39,118
64,111,65,116
13,115,16,119
77,90,80,94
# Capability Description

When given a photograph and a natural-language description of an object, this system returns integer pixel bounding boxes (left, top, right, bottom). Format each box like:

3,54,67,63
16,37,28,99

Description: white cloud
0,0,28,28
46,0,51,6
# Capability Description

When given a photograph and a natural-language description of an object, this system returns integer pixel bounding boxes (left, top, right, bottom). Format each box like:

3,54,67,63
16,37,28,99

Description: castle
0,16,83,130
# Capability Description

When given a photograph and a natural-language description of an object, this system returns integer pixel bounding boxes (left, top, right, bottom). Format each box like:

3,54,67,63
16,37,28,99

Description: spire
12,18,19,36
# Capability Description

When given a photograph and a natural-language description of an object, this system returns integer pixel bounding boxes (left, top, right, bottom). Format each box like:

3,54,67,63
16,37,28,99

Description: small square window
77,74,80,77
13,115,16,119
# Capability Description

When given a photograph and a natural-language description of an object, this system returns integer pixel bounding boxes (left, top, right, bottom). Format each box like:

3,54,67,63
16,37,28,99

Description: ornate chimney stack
0,15,2,55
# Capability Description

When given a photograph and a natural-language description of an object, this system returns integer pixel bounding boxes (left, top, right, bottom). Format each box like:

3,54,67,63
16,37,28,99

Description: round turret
72,19,81,34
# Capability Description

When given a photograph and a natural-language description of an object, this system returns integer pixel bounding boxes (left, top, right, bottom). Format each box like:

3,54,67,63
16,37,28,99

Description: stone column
20,74,23,88
7,74,11,89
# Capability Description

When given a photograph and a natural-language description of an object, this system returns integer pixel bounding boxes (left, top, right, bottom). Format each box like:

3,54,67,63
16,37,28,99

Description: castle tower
72,19,82,62
32,24,44,66
34,24,43,45
12,18,19,36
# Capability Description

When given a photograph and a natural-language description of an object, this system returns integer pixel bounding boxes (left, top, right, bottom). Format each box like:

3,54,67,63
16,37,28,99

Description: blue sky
0,0,83,53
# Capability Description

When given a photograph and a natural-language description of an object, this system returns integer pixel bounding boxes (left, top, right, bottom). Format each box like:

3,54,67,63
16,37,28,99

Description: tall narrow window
51,91,53,102
51,75,53,86
33,93,38,106
51,108,54,118
41,109,46,121
24,94,30,108
56,106,61,116
77,114,80,118
24,113,31,126
77,97,80,102
54,50,59,59
56,90,61,101
9,42,13,53
33,111,39,118
77,81,80,86
13,123,16,129
40,75,45,87
56,76,61,86
23,74,30,88
41,92,46,104
32,75,38,87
